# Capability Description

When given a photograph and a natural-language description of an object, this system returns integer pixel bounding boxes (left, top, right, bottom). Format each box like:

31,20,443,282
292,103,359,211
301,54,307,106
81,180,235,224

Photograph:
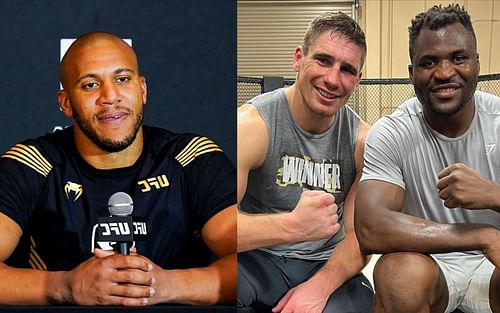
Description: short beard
73,107,144,153
429,99,466,117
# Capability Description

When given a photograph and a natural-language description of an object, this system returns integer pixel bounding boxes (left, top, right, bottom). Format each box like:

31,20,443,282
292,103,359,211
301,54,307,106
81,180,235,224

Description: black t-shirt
0,125,235,270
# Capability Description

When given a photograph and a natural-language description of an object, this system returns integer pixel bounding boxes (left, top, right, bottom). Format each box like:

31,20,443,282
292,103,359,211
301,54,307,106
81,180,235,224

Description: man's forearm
359,209,497,255
154,254,237,305
309,233,369,295
237,211,296,252
0,264,68,304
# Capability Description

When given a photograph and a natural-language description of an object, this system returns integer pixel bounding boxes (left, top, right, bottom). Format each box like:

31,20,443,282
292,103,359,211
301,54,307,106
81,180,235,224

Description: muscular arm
355,179,500,266
355,115,500,264
236,104,339,252
237,211,300,252
238,192,339,252
149,205,237,305
0,211,55,304
236,103,285,251
0,213,73,305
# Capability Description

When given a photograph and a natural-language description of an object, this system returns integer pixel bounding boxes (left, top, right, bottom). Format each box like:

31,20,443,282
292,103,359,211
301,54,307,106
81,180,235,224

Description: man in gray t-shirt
355,4,500,313
237,12,373,313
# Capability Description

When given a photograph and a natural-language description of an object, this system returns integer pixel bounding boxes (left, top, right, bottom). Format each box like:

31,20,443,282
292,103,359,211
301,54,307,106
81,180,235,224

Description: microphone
108,192,134,255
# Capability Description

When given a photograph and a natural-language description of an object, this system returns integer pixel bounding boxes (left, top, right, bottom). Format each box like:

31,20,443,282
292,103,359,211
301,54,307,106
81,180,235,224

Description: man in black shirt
0,32,236,306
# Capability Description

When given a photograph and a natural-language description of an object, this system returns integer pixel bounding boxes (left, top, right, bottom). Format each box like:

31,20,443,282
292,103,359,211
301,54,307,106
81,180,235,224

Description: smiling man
0,32,236,306
237,12,373,313
59,34,147,158
355,4,500,313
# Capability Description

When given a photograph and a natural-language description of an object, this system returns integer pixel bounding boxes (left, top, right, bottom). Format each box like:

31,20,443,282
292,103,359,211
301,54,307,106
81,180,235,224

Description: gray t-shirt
240,88,360,260
362,91,500,238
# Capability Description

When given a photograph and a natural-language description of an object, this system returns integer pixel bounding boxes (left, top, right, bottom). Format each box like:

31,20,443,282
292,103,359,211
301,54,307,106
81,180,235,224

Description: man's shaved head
59,32,139,89
57,31,147,154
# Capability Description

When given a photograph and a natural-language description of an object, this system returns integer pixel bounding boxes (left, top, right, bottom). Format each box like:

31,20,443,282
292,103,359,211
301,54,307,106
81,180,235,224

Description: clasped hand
66,248,158,306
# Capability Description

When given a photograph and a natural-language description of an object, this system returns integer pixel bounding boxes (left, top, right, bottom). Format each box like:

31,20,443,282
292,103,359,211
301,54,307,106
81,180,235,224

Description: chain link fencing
238,74,500,124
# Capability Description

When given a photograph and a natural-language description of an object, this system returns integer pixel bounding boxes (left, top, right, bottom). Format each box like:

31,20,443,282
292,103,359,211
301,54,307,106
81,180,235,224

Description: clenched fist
288,190,340,242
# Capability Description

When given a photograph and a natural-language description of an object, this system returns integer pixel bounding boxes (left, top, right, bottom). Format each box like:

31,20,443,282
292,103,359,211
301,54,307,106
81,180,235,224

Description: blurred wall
361,0,500,79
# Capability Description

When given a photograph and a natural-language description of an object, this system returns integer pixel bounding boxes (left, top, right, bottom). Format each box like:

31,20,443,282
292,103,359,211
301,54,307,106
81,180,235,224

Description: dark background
0,0,236,163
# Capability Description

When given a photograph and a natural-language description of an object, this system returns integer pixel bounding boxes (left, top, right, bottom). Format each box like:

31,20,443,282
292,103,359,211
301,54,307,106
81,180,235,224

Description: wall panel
238,0,356,79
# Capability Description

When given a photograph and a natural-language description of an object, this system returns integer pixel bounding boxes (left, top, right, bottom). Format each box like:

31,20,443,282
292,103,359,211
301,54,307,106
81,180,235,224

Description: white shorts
432,252,494,313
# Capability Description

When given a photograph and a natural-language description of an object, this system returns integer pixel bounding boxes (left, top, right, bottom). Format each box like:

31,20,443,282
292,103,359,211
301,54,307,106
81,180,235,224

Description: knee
373,253,443,312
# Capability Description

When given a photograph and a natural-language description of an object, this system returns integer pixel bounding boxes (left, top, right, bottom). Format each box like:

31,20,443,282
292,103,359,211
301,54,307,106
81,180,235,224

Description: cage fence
238,74,500,124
